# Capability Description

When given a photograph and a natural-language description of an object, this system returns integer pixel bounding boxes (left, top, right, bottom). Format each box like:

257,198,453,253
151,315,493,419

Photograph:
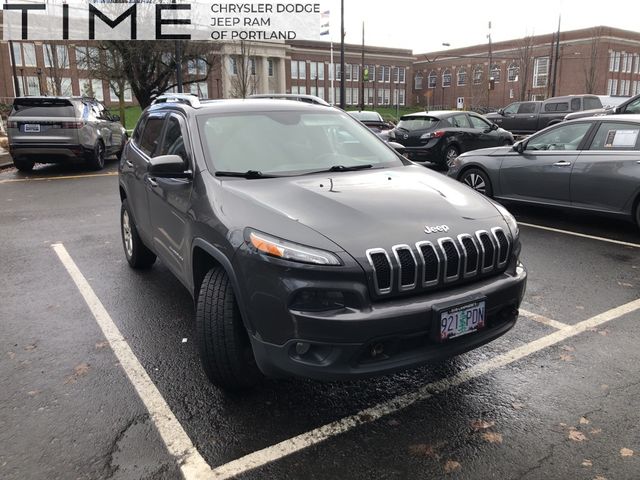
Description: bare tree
227,40,257,99
101,41,217,109
43,43,71,96
515,35,536,101
583,30,600,94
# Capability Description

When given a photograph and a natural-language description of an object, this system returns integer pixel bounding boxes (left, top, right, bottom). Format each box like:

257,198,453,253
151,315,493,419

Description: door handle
146,177,158,187
125,160,133,168
553,161,572,167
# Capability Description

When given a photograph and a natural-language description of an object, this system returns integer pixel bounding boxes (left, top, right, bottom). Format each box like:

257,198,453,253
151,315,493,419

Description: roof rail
152,93,201,108
249,94,331,106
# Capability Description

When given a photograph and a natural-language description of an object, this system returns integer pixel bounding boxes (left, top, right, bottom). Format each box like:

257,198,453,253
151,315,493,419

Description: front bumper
248,264,527,380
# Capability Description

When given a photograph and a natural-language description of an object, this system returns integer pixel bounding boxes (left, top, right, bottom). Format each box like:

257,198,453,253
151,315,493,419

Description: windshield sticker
604,129,639,148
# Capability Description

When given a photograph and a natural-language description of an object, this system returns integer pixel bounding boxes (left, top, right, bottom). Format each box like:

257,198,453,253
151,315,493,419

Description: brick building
1,25,640,112
412,26,640,111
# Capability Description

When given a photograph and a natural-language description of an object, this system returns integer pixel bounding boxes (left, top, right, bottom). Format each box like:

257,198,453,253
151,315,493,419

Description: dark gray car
447,115,640,227
118,94,527,390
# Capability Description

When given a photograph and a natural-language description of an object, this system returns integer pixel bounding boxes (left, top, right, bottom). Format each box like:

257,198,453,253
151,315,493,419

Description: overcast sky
320,0,640,53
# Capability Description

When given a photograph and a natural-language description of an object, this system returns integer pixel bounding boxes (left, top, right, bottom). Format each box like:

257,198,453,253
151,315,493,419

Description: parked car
118,94,526,390
7,96,126,171
486,95,603,135
564,93,640,121
389,111,514,166
447,115,640,227
347,110,394,140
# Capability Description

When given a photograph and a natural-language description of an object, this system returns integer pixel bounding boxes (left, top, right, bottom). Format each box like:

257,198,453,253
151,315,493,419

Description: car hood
219,165,505,255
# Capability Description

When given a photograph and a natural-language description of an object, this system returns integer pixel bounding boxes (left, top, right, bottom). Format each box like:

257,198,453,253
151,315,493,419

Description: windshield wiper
326,164,374,172
215,170,280,179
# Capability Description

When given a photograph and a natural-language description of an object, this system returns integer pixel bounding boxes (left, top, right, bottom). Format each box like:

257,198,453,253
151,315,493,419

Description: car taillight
7,120,17,128
61,121,84,129
420,130,446,140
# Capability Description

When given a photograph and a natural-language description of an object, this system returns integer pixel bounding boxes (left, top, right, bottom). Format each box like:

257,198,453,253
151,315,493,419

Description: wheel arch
190,238,253,331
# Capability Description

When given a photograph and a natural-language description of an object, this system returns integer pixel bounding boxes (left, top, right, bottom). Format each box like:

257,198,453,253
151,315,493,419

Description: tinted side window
623,98,640,114
527,123,592,151
584,97,602,110
517,103,537,114
544,102,569,112
468,115,490,129
138,117,165,157
503,103,519,114
570,98,581,111
447,114,470,128
132,117,147,143
588,122,640,150
160,117,188,163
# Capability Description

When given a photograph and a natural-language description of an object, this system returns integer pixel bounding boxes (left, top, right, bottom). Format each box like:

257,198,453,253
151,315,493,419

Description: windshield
396,116,439,131
197,110,403,175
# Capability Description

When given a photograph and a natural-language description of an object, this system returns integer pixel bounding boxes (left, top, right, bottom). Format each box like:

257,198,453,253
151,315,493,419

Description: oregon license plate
439,300,486,341
23,124,41,133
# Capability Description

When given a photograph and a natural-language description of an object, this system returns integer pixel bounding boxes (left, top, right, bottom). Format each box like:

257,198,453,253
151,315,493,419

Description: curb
0,153,14,170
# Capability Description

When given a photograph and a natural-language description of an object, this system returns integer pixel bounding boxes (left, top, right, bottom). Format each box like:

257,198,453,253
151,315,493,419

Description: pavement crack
104,414,150,480
517,444,557,480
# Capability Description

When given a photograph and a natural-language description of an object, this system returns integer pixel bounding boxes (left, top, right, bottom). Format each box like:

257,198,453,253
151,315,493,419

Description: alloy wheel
464,173,486,194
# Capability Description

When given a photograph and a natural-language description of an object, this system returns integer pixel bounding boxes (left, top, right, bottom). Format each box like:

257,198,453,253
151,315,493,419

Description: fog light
295,342,311,355
370,343,384,358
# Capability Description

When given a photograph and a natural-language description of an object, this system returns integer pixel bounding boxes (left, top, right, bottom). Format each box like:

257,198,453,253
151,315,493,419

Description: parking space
1,163,639,480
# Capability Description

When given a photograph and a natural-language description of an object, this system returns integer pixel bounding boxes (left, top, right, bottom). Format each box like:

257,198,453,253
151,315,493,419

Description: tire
13,157,35,172
635,201,640,230
196,268,262,390
444,145,460,167
87,141,105,170
116,134,127,160
120,199,156,269
460,167,493,197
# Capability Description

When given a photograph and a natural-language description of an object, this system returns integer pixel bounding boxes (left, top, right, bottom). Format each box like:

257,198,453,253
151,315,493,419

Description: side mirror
491,123,499,131
613,106,621,114
148,154,191,178
498,108,505,115
513,142,525,154
388,141,406,154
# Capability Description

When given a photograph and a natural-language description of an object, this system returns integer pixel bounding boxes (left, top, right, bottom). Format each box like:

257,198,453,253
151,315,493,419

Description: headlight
248,230,342,266
492,202,519,239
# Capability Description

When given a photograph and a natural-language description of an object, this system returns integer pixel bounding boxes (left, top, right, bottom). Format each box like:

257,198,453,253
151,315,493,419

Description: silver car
7,96,126,171
447,115,640,227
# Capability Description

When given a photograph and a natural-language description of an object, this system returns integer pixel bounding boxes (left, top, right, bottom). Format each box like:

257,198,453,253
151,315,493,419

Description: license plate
439,300,486,341
23,124,41,133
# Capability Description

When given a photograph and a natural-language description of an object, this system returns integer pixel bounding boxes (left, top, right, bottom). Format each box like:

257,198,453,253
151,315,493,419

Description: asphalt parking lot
1,160,639,480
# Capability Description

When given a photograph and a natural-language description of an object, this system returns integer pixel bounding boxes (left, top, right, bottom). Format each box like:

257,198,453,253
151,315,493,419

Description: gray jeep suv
118,94,527,390
7,96,126,171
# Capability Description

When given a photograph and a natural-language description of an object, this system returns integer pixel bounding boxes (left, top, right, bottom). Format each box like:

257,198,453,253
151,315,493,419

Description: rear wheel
444,145,460,166
196,268,262,390
120,199,156,269
460,168,493,197
13,157,35,172
87,141,105,170
635,202,640,230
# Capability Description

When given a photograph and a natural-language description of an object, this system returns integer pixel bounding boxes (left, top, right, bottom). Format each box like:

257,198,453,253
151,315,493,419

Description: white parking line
519,309,569,330
51,243,212,480
519,222,640,249
211,298,640,479
51,241,640,480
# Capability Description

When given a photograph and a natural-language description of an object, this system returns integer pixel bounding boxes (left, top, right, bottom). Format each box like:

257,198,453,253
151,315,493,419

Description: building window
491,64,501,83
309,61,324,81
507,62,519,82
377,66,390,83
268,59,274,77
384,88,390,105
621,79,631,96
190,82,208,98
46,77,73,96
473,66,483,85
428,70,437,88
532,57,549,88
291,60,305,79
607,79,618,95
44,44,69,69
609,51,621,72
92,80,104,101
457,68,467,86
250,58,257,76
12,43,22,66
335,64,342,81
364,65,375,82
25,76,41,95
392,67,405,84
290,60,298,79
394,88,405,106
442,69,452,87
633,80,639,96
352,65,360,82
188,58,206,75
23,43,37,67
414,73,423,90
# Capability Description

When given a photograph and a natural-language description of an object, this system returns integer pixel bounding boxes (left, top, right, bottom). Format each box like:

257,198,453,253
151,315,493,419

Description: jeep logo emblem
424,225,450,234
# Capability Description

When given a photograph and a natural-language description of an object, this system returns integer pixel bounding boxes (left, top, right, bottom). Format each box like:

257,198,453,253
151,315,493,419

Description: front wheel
196,268,262,390
120,200,156,269
460,168,493,197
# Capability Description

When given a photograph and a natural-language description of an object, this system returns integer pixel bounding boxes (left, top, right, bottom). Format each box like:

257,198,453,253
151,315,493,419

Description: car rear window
11,99,77,118
584,97,603,110
396,116,439,131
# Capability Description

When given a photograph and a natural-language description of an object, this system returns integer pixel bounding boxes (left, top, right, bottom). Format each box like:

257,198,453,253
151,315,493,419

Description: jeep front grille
366,228,511,296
